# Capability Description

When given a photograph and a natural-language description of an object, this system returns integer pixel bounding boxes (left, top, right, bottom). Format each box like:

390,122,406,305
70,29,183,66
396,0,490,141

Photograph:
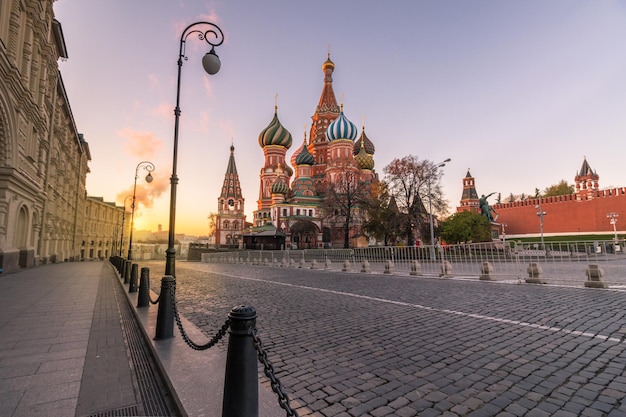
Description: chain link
249,324,300,417
149,292,160,305
163,278,298,415
170,282,230,350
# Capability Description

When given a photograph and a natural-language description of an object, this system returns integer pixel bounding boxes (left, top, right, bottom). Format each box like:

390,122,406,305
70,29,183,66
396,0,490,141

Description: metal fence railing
200,240,626,288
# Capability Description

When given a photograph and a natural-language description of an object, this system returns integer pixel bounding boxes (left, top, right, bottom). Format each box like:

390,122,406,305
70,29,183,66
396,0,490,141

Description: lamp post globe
202,49,221,75
165,21,224,278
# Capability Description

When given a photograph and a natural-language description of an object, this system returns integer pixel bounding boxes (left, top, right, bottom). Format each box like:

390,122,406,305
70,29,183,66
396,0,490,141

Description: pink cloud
118,128,163,158
152,102,172,120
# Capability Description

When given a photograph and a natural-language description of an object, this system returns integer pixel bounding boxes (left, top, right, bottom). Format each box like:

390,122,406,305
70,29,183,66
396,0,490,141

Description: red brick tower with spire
575,157,599,200
309,53,341,182
215,145,246,247
457,169,480,214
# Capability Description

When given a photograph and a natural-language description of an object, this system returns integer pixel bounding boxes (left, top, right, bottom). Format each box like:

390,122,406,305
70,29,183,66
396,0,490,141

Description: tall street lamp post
127,161,155,261
535,204,547,249
428,158,451,261
119,195,133,257
608,212,619,242
165,22,224,278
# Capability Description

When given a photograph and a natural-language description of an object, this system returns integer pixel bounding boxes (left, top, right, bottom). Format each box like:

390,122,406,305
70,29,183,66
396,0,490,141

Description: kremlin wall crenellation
457,159,624,239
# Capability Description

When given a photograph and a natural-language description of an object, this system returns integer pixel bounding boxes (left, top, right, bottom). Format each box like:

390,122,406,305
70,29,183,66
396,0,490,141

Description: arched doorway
289,220,319,249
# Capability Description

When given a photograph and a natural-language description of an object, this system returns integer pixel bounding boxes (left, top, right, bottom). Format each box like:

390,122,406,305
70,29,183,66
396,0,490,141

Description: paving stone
148,261,626,417
525,409,551,417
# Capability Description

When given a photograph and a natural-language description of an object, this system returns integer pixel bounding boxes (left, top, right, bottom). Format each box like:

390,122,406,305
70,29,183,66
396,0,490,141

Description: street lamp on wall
128,161,155,261
165,21,224,278
428,158,451,261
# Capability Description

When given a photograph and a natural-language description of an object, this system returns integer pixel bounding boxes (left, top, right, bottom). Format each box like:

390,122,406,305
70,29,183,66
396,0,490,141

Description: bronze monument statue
479,192,498,222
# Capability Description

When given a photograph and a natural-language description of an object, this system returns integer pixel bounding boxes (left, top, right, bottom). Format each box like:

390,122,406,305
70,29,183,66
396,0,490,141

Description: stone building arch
0,94,15,167
290,220,319,249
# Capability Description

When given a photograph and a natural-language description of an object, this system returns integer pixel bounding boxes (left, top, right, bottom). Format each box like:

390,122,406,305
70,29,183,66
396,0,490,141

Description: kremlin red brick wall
492,188,626,236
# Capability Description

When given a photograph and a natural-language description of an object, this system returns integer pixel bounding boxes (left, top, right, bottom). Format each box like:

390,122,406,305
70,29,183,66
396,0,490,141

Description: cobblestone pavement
143,261,626,417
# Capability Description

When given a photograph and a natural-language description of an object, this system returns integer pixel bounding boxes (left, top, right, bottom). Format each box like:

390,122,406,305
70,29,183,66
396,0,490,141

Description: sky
53,0,626,236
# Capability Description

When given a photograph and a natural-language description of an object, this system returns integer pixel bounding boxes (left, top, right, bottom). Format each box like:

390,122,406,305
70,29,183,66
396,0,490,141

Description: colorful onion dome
355,142,374,170
271,177,289,195
295,142,315,165
322,53,335,71
258,106,292,149
291,177,316,197
354,128,375,155
326,110,358,142
290,137,306,167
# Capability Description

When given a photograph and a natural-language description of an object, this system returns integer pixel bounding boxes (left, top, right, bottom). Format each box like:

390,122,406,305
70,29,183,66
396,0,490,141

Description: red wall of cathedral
493,188,626,235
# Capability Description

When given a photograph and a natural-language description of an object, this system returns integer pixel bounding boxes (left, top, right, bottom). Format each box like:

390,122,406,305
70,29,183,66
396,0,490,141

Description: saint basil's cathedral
214,55,378,249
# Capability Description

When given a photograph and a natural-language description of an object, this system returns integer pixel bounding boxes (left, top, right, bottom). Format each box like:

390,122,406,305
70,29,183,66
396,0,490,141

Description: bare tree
383,155,448,245
320,171,373,248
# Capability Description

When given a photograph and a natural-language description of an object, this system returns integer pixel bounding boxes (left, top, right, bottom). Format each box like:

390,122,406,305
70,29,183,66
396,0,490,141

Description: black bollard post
119,258,126,279
128,263,138,293
123,260,131,284
137,267,150,308
154,276,175,340
222,305,258,417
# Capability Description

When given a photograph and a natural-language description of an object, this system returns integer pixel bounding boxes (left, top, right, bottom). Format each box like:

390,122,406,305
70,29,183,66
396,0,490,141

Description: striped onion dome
353,128,375,155
291,177,316,197
290,139,306,167
258,106,293,149
271,177,289,195
355,142,374,170
295,142,315,165
326,111,358,142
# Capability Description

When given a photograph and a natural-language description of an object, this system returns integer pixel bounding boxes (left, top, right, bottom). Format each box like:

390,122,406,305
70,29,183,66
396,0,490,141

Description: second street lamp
128,161,155,260
428,158,451,261
536,204,547,250
165,21,224,278
119,195,133,257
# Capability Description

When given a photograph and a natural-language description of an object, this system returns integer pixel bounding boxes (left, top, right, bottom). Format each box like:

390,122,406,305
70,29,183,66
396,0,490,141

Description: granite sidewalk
0,260,284,417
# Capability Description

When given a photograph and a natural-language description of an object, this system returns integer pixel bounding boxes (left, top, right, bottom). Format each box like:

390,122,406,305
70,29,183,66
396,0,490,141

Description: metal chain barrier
249,324,300,417
170,282,230,350
149,292,160,305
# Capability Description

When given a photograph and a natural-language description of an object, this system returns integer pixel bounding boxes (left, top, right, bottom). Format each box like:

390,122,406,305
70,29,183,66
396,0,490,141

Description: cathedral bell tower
215,145,246,248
